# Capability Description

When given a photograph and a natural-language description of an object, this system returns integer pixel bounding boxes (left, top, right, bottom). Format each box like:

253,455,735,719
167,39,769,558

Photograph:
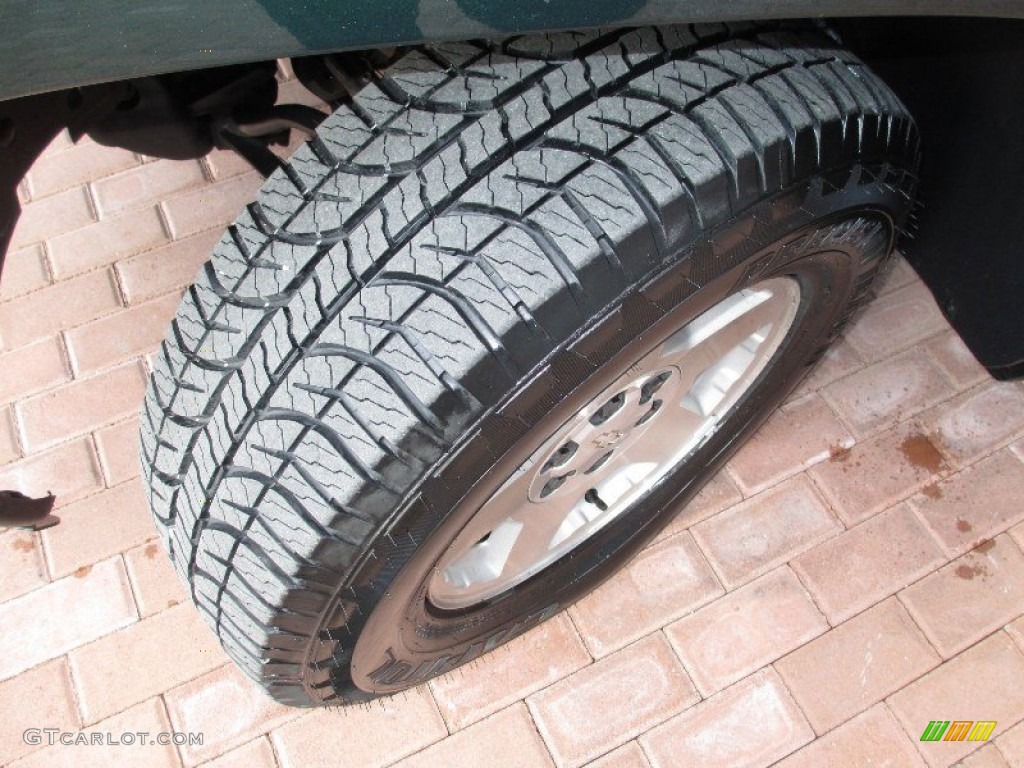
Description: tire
142,23,919,706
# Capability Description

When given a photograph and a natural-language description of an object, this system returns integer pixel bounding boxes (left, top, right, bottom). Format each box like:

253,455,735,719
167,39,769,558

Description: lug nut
590,391,626,426
635,399,663,426
639,371,672,404
542,440,579,473
539,471,574,498
585,450,615,475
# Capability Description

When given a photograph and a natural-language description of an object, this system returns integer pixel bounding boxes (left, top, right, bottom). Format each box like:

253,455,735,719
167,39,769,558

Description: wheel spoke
437,518,525,591
658,287,774,363
646,286,784,418
507,488,591,567
435,457,536,591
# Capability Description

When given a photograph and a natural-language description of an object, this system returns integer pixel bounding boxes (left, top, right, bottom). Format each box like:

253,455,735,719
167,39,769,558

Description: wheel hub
427,277,801,611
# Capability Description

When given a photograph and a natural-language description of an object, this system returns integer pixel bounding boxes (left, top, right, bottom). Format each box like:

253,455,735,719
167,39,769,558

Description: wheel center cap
594,429,627,449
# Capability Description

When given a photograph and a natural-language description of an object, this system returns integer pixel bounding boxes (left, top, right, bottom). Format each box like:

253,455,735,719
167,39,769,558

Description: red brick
792,504,945,624
728,393,852,495
0,406,20,465
586,742,650,768
900,535,1024,659
10,697,179,768
270,686,441,768
70,602,226,724
204,130,308,181
0,268,121,350
775,598,940,734
527,634,698,768
888,632,1024,768
0,336,70,405
658,469,743,541
160,171,262,240
90,158,206,217
0,556,136,682
910,450,1024,558
0,530,47,603
1008,616,1024,656
808,421,948,526
874,254,919,296
430,613,590,731
692,475,840,588
115,228,222,304
665,567,827,696
1014,524,1024,563
41,478,154,579
998,720,1024,767
0,244,50,302
47,207,168,280
822,347,955,438
0,658,80,765
202,148,251,182
0,437,104,507
792,338,864,398
10,186,95,250
921,383,1024,467
27,142,138,199
40,130,74,157
16,362,147,452
774,703,926,768
65,293,180,375
845,281,948,363
924,330,989,392
569,532,723,657
392,704,554,768
200,737,279,768
640,668,813,768
94,416,141,486
123,539,187,618
959,745,1014,768
167,663,302,767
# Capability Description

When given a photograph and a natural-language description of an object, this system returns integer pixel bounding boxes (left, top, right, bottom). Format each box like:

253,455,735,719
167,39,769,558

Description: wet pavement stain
921,483,943,500
829,444,852,462
898,432,946,474
73,564,92,579
955,564,985,580
956,518,973,533
954,543,994,580
144,543,159,559
11,538,33,552
829,443,861,473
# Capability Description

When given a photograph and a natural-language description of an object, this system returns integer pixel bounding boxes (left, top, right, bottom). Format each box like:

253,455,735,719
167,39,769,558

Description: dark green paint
0,0,1022,101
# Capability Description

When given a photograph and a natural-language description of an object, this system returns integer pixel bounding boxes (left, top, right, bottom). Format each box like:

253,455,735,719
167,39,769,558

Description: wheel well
838,16,1024,378
0,18,1022,378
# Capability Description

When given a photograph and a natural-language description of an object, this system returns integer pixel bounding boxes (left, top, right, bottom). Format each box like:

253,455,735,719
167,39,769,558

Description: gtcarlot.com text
23,728,203,747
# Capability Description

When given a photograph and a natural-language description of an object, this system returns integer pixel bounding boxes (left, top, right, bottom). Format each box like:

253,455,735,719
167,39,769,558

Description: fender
0,0,1022,101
